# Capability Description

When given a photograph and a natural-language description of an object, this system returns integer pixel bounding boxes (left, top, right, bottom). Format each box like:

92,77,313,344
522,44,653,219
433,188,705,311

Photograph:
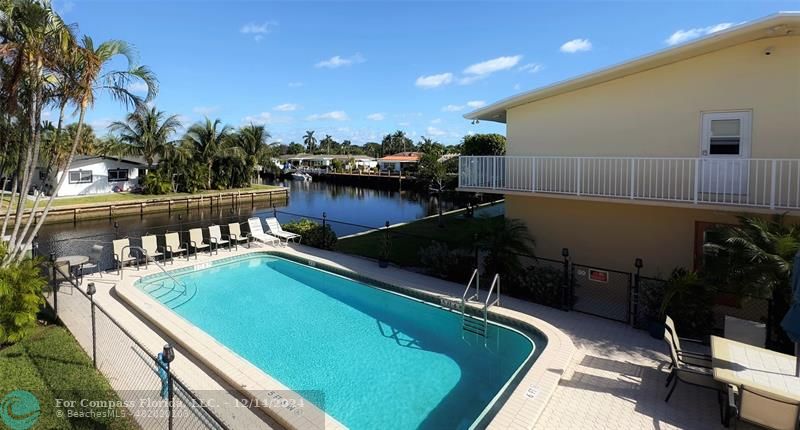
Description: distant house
281,154,377,170
377,152,422,172
34,156,147,197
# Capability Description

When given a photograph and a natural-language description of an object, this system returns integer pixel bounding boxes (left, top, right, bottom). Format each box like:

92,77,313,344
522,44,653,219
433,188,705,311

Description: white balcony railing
459,156,800,210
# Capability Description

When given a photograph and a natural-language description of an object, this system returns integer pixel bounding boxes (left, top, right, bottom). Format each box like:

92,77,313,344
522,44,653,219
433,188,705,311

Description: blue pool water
137,254,537,429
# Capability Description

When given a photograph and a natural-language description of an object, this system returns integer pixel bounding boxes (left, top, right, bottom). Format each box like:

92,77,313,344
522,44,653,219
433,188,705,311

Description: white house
35,156,147,197
377,152,422,172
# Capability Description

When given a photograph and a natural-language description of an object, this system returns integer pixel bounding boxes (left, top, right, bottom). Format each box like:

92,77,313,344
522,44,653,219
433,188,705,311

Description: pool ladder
460,269,500,338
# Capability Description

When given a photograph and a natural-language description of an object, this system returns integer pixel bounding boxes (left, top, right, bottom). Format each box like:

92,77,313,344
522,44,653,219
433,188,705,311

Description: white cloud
288,82,304,88
518,63,544,73
398,121,410,127
466,100,486,109
192,106,219,116
240,21,277,41
665,22,736,46
315,53,365,69
367,113,385,121
463,55,522,76
415,72,453,88
273,103,299,112
306,111,349,121
560,38,592,53
426,126,446,137
442,104,464,112
127,81,149,93
242,112,273,125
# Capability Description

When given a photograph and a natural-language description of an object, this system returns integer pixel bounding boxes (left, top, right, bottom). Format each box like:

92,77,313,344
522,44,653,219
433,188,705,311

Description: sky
53,0,800,146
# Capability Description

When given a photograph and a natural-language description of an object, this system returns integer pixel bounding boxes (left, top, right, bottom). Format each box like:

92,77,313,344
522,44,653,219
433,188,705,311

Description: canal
36,179,486,260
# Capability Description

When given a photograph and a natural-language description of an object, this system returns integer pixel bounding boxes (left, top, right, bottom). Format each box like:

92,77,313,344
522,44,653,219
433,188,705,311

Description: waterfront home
281,154,377,171
378,151,422,173
34,155,147,197
460,13,800,276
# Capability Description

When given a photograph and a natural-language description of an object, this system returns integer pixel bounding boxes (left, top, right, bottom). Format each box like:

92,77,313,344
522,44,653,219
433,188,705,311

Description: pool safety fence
43,263,230,430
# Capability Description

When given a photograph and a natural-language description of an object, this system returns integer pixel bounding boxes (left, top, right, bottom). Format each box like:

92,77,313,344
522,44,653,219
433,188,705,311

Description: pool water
138,255,537,429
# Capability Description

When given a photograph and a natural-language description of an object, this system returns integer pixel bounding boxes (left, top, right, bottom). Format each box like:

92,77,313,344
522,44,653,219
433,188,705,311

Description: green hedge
282,219,337,250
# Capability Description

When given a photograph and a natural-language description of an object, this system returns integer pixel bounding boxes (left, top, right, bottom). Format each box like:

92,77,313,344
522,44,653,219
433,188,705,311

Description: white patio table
711,335,800,401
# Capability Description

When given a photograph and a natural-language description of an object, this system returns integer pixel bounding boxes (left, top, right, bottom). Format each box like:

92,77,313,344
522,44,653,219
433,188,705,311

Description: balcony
458,156,800,210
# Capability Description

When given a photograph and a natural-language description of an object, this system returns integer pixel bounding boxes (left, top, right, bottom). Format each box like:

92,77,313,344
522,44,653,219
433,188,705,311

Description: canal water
36,179,481,260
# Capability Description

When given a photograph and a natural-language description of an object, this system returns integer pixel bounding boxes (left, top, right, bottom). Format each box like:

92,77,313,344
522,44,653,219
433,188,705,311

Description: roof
378,152,423,162
465,12,800,123
69,155,148,167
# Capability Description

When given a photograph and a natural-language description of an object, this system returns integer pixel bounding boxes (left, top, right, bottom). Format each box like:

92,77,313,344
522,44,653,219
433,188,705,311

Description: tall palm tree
183,118,231,189
234,123,272,184
321,134,333,154
8,33,157,264
109,106,181,169
303,130,316,153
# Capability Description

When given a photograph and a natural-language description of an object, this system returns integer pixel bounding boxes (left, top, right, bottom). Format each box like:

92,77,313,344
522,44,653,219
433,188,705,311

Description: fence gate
570,263,632,323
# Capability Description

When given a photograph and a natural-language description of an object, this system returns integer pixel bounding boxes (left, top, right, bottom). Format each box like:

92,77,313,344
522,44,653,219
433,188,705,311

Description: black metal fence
44,264,230,430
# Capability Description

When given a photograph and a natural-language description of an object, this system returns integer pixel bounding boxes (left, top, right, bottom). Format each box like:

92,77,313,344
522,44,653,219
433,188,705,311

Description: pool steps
460,269,501,342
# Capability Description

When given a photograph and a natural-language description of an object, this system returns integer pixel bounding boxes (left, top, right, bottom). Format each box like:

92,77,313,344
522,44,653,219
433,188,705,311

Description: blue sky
56,1,800,145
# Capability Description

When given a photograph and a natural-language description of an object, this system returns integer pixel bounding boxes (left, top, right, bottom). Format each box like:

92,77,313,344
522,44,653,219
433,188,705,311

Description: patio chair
665,315,712,369
724,316,767,348
208,225,230,252
163,232,188,261
727,384,800,430
112,238,139,274
227,222,251,250
264,216,301,246
188,228,211,257
247,217,280,246
79,244,104,278
141,235,164,267
663,330,724,414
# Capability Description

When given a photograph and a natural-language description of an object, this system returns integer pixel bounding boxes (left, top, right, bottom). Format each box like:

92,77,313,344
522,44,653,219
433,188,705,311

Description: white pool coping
113,243,575,430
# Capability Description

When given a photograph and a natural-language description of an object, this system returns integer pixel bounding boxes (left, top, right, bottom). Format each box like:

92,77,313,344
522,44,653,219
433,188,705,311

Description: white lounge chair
188,228,210,257
227,222,250,250
141,235,164,267
164,232,188,261
247,218,280,246
208,225,230,252
113,238,138,274
264,216,301,246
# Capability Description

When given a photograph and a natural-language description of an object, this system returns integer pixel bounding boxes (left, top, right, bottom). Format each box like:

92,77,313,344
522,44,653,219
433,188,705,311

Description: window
108,169,129,182
68,170,92,184
709,119,741,155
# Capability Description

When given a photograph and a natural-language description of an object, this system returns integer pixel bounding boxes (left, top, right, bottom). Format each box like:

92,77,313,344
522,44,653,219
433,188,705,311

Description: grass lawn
336,209,500,267
0,325,137,429
2,184,280,210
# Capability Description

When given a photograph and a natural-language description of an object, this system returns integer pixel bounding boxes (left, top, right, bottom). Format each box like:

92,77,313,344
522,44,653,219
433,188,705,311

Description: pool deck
53,240,731,429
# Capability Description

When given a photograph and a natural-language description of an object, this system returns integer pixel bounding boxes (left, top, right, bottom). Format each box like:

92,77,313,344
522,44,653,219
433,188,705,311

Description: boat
291,172,312,181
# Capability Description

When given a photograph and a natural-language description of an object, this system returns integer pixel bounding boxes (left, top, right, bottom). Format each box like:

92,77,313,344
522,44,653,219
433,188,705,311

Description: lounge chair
663,329,724,413
141,235,164,267
264,216,301,246
727,384,800,430
188,228,211,257
247,217,280,246
227,222,251,250
112,238,139,274
164,232,188,261
80,244,104,278
208,225,230,252
664,315,712,369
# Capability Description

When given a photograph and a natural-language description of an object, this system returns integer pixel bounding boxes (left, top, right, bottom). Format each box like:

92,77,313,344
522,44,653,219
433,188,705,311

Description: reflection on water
37,179,469,258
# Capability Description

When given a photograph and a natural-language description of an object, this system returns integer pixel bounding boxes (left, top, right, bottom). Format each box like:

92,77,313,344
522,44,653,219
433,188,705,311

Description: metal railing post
693,158,700,203
770,159,778,209
322,212,327,248
531,157,537,192
632,258,642,328
629,158,635,199
561,248,570,311
87,282,97,368
492,157,497,190
576,158,582,196
50,253,58,318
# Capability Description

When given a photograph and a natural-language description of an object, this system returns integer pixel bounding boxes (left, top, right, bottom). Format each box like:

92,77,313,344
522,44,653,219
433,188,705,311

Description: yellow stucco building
460,13,800,278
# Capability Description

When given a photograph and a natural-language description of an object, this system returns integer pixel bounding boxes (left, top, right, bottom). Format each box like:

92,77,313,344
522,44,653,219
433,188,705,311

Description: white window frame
108,168,129,182
700,110,752,159
68,170,92,184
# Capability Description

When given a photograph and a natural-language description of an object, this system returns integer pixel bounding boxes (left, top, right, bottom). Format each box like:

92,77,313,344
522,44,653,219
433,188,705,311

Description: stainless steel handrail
483,274,501,335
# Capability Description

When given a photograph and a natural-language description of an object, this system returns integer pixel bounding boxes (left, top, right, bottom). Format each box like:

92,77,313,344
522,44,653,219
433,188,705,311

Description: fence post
630,158,636,199
87,282,97,368
162,344,175,430
576,158,582,196
322,212,327,248
770,159,777,209
561,248,570,310
473,233,480,271
273,205,277,218
632,258,643,327
693,159,700,203
113,221,119,239
50,252,58,318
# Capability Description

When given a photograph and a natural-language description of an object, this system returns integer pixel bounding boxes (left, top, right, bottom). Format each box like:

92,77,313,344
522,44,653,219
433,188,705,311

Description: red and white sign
588,269,609,283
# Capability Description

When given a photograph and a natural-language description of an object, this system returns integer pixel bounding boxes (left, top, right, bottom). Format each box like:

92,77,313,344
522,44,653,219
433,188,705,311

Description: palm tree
477,217,536,278
320,134,334,154
303,130,316,153
183,118,231,189
234,123,272,184
7,33,157,263
109,106,181,169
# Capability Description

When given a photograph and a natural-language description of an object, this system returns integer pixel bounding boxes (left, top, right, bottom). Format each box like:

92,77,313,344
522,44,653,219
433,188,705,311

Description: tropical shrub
141,171,172,195
661,268,715,338
0,258,47,344
477,217,535,279
461,133,506,156
282,219,337,250
418,241,473,282
512,265,565,307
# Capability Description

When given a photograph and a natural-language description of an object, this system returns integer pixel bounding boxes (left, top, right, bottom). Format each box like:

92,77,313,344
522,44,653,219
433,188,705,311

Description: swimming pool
136,254,540,429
